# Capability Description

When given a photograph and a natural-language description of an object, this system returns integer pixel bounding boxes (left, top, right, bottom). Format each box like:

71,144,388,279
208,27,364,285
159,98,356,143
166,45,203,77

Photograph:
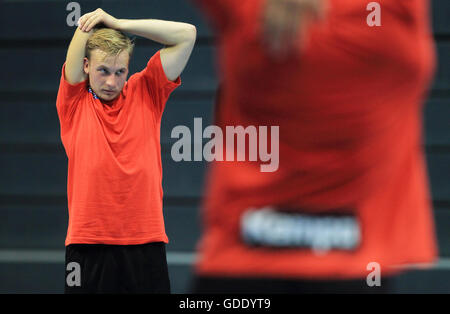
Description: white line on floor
0,249,196,265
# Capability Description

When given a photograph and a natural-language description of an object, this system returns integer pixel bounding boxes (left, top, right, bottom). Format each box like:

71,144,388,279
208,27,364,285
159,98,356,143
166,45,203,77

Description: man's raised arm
78,9,196,82
64,27,91,85
65,8,120,85
117,19,196,82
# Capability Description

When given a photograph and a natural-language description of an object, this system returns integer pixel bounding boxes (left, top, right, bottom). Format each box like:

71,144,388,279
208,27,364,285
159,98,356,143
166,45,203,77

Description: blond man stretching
56,8,196,293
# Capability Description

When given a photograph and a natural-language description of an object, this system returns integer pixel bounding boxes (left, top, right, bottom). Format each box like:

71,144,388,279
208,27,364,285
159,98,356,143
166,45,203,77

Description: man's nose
105,75,117,88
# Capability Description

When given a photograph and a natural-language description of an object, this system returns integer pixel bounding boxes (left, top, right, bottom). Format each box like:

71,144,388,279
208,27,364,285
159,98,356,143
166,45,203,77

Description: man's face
84,49,130,102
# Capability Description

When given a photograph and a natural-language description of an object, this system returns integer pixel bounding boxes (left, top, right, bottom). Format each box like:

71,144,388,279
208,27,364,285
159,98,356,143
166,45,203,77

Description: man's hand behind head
78,8,119,32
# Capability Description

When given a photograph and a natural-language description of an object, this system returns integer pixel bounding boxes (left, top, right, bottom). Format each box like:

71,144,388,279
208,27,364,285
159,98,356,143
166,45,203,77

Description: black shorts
65,242,170,294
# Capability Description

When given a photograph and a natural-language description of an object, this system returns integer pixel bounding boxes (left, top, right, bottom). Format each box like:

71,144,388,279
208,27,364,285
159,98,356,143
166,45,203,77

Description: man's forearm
115,19,196,46
65,27,93,84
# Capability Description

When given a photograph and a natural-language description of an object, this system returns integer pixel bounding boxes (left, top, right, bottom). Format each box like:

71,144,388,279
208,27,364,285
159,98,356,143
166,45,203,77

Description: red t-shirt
56,51,181,246
195,0,438,278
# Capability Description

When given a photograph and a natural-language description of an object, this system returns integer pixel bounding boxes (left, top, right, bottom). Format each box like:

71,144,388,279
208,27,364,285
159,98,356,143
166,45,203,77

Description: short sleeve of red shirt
137,50,181,118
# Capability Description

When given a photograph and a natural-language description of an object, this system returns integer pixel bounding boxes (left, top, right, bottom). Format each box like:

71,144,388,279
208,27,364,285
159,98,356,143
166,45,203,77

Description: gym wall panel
0,45,218,93
1,43,450,94
1,0,449,40
0,0,212,40
0,150,448,202
0,97,216,146
0,205,202,251
1,98,447,147
0,152,208,198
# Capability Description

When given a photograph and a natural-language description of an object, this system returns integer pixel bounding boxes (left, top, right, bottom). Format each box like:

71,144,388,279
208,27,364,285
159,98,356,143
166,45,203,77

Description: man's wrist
114,19,126,31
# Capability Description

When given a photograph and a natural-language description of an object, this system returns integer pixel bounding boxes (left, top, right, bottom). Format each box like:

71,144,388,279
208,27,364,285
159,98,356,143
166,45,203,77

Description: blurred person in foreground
191,0,438,293
56,8,196,293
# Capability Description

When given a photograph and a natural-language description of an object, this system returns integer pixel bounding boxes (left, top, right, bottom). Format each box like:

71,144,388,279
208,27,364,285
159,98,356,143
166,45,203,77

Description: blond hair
86,27,135,61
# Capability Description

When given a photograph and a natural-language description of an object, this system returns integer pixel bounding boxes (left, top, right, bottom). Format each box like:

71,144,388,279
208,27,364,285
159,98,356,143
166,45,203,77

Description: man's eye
100,69,108,74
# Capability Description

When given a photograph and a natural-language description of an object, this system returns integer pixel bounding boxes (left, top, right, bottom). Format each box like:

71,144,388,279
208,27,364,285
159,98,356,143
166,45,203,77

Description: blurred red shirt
194,0,438,278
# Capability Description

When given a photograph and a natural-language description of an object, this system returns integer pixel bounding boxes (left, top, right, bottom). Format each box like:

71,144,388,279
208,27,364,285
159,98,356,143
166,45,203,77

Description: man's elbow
183,24,197,43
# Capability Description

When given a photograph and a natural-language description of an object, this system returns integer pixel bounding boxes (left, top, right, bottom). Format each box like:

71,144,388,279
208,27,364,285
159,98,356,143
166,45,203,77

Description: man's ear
83,57,89,75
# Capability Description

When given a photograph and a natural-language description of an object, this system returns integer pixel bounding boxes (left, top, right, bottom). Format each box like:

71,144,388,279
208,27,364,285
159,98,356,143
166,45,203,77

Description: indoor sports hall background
0,0,449,293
